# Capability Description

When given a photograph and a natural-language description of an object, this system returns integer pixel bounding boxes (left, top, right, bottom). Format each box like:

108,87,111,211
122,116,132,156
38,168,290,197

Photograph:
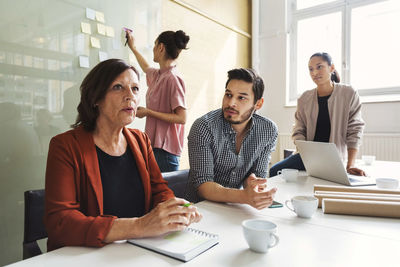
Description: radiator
276,133,400,162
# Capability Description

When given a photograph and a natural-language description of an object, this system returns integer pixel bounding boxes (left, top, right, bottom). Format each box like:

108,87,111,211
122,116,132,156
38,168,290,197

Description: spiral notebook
128,228,219,262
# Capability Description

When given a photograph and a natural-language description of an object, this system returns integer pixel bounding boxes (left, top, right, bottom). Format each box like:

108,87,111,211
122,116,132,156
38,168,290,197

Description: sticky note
79,55,89,68
86,8,96,20
81,22,91,34
106,26,115,37
97,23,106,35
90,37,101,48
99,51,108,62
95,11,105,23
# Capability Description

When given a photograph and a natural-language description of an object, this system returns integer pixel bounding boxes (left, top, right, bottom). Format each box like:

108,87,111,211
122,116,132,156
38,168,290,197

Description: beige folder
313,184,400,195
322,198,400,218
314,191,400,208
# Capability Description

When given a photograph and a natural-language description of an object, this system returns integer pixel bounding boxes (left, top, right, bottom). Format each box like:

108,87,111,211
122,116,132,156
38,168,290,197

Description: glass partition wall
0,0,160,264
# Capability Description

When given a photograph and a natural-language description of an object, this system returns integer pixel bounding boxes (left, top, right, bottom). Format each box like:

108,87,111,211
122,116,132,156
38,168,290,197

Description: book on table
128,228,219,262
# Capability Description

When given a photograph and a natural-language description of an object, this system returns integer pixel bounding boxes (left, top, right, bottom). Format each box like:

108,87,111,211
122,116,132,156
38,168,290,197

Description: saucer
376,178,399,189
297,171,308,178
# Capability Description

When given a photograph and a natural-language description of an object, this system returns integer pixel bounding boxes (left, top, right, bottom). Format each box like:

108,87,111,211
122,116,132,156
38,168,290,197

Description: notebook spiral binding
186,228,218,239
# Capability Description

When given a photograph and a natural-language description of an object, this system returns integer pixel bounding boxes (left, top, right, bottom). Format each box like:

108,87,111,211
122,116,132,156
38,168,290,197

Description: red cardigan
44,126,174,251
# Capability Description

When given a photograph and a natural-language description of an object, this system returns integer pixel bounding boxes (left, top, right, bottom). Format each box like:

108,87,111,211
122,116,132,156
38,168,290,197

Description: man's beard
224,106,255,125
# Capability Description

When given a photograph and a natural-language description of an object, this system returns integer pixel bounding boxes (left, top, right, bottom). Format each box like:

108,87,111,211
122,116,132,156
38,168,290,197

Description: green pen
182,203,192,207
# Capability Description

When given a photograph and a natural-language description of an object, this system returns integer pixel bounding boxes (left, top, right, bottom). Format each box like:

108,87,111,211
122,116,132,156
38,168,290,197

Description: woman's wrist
128,217,143,239
130,45,139,53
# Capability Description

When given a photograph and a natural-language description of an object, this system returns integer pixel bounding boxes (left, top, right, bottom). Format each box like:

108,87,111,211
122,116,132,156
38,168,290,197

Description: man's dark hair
225,68,264,103
72,58,140,132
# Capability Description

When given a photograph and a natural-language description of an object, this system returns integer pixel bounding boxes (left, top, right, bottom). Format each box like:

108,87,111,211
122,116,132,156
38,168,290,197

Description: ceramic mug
285,196,318,218
277,168,299,182
242,219,279,253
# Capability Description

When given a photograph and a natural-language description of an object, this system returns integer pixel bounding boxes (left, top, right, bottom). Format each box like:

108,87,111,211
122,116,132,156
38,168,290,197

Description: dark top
313,95,331,142
96,145,145,218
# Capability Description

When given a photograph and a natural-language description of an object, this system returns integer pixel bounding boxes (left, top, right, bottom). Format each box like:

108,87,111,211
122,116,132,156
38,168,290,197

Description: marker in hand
123,27,133,46
182,203,192,207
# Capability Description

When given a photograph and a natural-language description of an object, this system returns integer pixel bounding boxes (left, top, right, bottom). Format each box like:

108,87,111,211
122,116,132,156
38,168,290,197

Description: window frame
287,0,400,105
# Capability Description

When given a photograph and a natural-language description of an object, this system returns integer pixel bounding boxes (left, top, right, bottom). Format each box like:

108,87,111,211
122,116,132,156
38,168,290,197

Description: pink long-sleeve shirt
145,66,186,156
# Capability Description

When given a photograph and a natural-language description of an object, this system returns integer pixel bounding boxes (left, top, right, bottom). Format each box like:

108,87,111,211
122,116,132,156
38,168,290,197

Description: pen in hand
123,27,133,46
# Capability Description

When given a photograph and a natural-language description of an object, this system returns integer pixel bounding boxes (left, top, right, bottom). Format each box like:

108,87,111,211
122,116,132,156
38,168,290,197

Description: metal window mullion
342,2,351,84
289,0,298,103
290,19,298,103
293,0,345,19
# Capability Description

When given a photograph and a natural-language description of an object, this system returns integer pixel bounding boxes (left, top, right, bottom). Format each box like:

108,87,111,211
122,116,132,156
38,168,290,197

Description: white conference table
8,161,400,267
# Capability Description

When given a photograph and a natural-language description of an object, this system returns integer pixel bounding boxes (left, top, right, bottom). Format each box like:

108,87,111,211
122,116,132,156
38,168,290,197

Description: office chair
21,172,188,259
284,149,295,159
162,169,189,198
23,189,47,259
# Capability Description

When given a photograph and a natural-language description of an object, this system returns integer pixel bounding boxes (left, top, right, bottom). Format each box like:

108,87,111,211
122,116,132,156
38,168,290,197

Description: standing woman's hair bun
157,30,190,59
174,30,190,50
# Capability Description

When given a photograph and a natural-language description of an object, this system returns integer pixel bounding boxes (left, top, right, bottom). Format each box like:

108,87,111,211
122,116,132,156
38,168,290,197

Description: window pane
296,0,337,10
351,0,400,90
296,12,342,96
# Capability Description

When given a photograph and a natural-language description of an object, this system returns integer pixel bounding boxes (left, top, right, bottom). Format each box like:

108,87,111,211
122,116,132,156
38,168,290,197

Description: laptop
296,140,376,186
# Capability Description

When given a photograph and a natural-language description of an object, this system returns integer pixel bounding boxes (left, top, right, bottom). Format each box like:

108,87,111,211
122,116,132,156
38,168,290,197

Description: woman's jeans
269,153,306,177
153,148,180,172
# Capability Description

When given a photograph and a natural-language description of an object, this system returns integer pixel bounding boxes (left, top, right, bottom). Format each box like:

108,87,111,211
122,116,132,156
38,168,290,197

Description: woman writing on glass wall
269,52,365,177
44,59,201,251
126,30,189,172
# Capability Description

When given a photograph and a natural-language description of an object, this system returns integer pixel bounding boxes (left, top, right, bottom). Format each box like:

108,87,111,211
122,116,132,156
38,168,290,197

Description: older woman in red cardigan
44,59,201,251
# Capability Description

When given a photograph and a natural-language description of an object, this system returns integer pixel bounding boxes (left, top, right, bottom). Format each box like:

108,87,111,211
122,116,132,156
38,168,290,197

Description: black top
96,145,145,218
313,95,331,143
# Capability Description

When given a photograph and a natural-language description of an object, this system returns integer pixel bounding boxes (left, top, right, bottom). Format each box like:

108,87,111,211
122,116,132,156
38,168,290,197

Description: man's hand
244,174,277,210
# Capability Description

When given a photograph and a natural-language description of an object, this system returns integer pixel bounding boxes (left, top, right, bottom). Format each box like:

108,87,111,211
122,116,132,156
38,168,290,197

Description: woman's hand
347,166,366,176
136,107,148,118
135,198,202,238
126,31,136,51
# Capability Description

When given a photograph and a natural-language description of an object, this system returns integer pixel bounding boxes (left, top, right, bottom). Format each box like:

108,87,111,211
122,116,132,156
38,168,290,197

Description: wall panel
161,0,251,168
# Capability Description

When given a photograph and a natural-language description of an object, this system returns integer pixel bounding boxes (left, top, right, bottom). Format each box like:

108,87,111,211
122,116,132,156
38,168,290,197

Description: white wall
258,0,400,162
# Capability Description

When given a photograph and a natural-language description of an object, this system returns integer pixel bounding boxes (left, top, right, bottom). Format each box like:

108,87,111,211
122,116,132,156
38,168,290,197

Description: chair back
162,169,189,198
284,149,295,159
23,189,47,259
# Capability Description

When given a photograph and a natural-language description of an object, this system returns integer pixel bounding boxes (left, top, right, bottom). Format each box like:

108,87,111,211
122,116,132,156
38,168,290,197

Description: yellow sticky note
95,11,105,23
97,23,106,35
81,22,91,34
106,26,115,37
90,37,101,48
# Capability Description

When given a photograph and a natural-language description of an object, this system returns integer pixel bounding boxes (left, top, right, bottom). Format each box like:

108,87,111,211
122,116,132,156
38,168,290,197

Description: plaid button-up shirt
185,109,278,203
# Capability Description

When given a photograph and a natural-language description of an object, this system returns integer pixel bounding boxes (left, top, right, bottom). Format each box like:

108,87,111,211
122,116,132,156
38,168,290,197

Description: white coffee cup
285,196,318,218
277,168,299,182
242,219,279,253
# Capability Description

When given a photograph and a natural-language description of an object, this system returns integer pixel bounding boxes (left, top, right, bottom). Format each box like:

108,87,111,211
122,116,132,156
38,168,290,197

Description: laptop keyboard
348,177,360,183
348,174,373,183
